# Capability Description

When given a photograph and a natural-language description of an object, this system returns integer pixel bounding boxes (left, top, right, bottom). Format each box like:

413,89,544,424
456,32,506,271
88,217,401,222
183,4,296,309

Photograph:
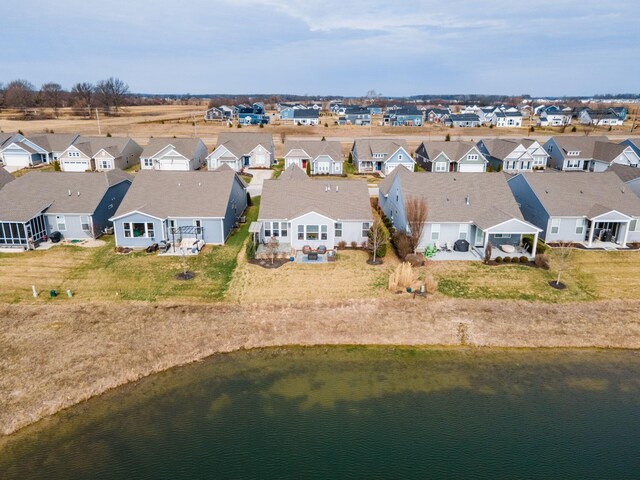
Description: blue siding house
110,167,248,249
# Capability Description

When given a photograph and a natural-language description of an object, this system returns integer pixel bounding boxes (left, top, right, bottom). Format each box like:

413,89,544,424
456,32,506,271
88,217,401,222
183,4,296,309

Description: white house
415,141,488,173
544,136,640,172
0,133,79,169
58,136,142,172
351,138,415,176
477,138,548,172
491,111,523,128
207,133,275,172
284,140,344,175
140,138,208,171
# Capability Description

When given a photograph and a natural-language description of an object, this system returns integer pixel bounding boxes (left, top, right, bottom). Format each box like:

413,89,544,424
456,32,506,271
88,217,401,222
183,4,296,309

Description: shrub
495,256,503,263
571,126,577,132
511,256,519,263
530,126,535,132
487,164,494,172
361,241,367,249
338,240,347,249
106,132,112,137
388,262,418,291
519,256,529,263
522,235,547,254
424,274,438,294
503,256,511,263
405,253,424,267
324,122,328,127
246,241,257,260
391,231,413,260
52,160,61,172
445,133,451,141
259,123,264,128
489,124,494,129
237,123,242,128
534,253,550,269
497,164,503,172
350,241,358,248
375,243,387,258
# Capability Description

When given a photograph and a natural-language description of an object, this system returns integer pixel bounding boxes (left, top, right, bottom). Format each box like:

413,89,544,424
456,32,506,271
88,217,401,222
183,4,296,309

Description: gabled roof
293,109,319,119
70,136,134,158
384,168,526,230
514,171,640,217
353,138,409,161
0,170,132,222
420,141,481,162
142,137,203,159
0,133,20,149
480,138,542,161
112,169,241,220
259,169,373,221
284,140,342,163
27,133,80,152
494,111,523,118
447,114,481,122
0,168,14,190
548,136,628,163
608,163,640,183
214,133,274,159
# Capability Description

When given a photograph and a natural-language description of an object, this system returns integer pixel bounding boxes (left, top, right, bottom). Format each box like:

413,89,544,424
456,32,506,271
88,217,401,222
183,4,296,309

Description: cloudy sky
3,1,639,96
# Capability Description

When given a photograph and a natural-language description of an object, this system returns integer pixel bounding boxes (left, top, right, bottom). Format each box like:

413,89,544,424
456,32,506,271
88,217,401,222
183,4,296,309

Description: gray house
351,138,415,176
379,168,541,257
443,114,482,127
0,133,80,169
477,138,548,172
0,170,132,249
415,141,488,173
110,168,248,248
0,168,15,190
140,137,208,171
609,164,640,197
543,136,640,172
207,133,275,172
283,140,343,175
508,171,640,248
58,136,143,172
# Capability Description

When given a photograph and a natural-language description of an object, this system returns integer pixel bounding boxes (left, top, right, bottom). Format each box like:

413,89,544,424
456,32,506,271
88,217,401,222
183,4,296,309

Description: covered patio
584,209,632,249
482,218,542,258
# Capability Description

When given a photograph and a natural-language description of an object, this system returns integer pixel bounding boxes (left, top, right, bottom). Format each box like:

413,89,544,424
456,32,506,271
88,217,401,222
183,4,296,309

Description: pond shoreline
1,297,640,438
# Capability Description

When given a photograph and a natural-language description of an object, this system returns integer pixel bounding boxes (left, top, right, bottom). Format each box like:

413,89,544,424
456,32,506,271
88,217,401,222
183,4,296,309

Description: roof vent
77,191,80,196
198,182,202,187
68,189,71,196
580,190,583,194
622,186,626,194
545,188,549,194
335,185,339,193
465,194,470,206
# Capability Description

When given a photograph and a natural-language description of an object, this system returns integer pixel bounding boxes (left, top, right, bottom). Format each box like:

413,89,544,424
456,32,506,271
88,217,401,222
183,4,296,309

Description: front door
302,159,307,169
375,162,382,171
243,156,250,166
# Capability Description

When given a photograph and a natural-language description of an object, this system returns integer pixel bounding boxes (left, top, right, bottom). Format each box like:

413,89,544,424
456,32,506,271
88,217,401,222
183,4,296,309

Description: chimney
465,194,470,206
68,189,71,196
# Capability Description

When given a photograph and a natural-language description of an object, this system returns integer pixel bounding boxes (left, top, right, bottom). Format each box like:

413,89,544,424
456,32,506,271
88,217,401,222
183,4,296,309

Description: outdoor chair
302,245,312,254
445,241,452,252
435,240,442,251
317,245,327,254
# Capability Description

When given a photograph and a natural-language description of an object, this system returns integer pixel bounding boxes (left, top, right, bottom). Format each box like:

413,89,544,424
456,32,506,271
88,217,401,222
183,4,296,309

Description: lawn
272,159,285,178
0,198,260,303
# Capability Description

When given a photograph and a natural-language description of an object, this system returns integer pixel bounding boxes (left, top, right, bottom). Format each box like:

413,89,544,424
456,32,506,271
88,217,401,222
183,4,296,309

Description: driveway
246,168,273,197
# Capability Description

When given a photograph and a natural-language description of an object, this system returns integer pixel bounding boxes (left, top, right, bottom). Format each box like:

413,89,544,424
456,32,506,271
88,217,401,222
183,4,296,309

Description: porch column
532,231,538,257
622,221,630,248
587,220,595,248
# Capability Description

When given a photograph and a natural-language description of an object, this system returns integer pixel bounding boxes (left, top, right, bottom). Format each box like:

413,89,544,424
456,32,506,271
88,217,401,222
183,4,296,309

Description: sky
2,0,639,97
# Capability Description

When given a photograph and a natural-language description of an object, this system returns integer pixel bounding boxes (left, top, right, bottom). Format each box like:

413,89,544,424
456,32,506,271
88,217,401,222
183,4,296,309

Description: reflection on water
2,347,640,479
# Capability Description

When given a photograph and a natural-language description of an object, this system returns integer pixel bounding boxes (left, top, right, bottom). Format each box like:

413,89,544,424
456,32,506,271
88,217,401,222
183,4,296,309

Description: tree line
0,78,131,117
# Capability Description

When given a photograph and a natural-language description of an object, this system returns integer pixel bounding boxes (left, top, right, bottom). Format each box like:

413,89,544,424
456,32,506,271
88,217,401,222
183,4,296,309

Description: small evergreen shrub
106,132,112,137
511,256,519,263
495,256,503,263
571,126,577,132
445,134,451,141
519,256,528,263
503,256,511,263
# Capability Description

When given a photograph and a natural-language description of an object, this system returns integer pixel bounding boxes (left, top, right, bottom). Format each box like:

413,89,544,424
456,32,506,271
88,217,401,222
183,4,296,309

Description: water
2,347,640,479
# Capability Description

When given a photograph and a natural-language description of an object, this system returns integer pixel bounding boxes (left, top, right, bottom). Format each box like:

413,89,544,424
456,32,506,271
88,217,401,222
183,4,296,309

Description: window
56,215,66,231
321,225,328,240
281,223,288,237
98,160,111,170
68,151,80,158
567,151,580,156
361,222,370,237
575,218,585,235
168,219,176,234
265,222,272,237
398,154,403,160
272,221,280,237
468,154,478,161
431,224,440,241
459,224,468,241
80,216,91,232
193,219,202,233
551,218,560,235
143,158,153,168
567,159,580,169
493,234,512,239
435,162,447,172
306,225,319,240
298,225,304,240
335,222,343,237
475,227,484,245
630,219,639,232
124,222,154,238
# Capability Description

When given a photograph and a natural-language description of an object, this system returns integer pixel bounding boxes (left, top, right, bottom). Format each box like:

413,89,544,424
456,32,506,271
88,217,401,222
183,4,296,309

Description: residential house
415,141,488,173
351,138,415,176
204,106,226,122
283,140,343,175
426,108,450,123
58,136,142,172
279,106,296,122
237,104,269,125
579,108,624,126
491,110,523,128
479,107,496,124
140,138,208,171
383,107,423,126
0,133,80,169
207,132,275,171
609,164,640,197
339,107,371,126
611,106,628,121
110,168,247,248
619,138,640,158
366,105,383,115
0,170,132,248
477,138,548,172
0,133,23,165
544,136,639,171
508,171,640,248
293,109,320,126
378,168,541,255
538,110,572,127
256,166,373,252
0,168,14,190
443,114,482,127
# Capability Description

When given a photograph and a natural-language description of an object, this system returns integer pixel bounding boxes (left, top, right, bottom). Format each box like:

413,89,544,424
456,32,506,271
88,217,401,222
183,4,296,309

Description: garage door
459,164,485,173
3,153,31,168
63,160,89,172
158,159,189,171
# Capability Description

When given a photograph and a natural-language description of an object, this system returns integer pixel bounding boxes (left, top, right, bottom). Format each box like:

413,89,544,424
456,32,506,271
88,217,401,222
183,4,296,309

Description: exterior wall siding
45,214,93,239
508,175,551,240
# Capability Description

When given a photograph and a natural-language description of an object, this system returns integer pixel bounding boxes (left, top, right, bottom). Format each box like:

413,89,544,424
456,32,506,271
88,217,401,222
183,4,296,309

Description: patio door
474,227,484,247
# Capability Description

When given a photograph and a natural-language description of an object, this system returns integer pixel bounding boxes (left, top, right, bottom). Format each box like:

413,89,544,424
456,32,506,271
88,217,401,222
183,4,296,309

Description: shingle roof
72,136,133,158
142,137,203,159
27,133,79,152
353,138,408,162
385,168,525,230
0,168,14,190
480,138,539,160
549,136,627,163
0,170,132,222
517,171,640,217
284,140,343,163
607,164,640,183
0,133,18,148
448,114,481,122
215,133,273,159
494,111,523,118
259,167,373,221
112,169,240,219
420,141,479,162
293,109,319,119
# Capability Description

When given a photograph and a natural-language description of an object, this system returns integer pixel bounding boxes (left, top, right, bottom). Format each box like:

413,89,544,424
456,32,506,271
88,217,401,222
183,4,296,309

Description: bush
52,160,61,172
530,126,535,132
391,231,413,260
522,235,547,254
246,241,257,260
106,132,112,137
375,243,387,258
445,133,451,141
489,124,494,129
534,253,550,269
350,241,358,248
511,256,519,263
338,240,347,249
571,126,577,132
495,256,503,263
519,256,529,263
361,241,367,249
405,253,424,267
259,123,264,128
503,256,511,263
324,122,328,127
237,123,242,128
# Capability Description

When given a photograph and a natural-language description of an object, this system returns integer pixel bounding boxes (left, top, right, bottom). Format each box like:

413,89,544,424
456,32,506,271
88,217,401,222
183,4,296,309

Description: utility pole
95,108,101,135
193,112,197,137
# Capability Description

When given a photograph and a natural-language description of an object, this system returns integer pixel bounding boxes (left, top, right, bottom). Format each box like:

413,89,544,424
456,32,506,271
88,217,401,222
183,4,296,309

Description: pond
1,347,640,479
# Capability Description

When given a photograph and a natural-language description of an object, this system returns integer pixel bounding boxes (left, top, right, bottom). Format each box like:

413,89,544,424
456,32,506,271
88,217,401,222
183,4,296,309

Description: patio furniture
327,250,336,262
317,245,327,254
308,252,318,261
435,240,442,251
453,239,470,252
445,241,452,252
302,245,312,254
500,244,515,254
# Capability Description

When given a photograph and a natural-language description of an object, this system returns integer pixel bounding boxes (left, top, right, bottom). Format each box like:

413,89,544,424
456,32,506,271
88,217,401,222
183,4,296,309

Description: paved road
246,168,273,197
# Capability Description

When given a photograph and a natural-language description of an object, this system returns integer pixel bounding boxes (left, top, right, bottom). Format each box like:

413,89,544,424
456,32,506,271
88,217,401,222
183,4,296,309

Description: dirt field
1,298,639,439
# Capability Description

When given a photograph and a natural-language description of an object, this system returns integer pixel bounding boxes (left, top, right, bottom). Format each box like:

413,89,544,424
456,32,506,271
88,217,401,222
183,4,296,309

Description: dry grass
1,298,640,439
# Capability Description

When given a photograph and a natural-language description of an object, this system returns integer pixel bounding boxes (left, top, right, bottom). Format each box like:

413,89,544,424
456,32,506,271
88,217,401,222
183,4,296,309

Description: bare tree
405,196,428,253
483,243,492,264
4,79,35,108
71,82,94,117
551,241,573,287
265,236,279,265
95,77,129,114
39,82,64,116
367,217,390,263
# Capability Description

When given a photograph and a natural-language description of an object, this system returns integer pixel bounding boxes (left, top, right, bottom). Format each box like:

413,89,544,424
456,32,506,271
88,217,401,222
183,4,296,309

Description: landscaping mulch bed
367,258,384,265
548,281,566,290
175,271,196,280
250,258,290,269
